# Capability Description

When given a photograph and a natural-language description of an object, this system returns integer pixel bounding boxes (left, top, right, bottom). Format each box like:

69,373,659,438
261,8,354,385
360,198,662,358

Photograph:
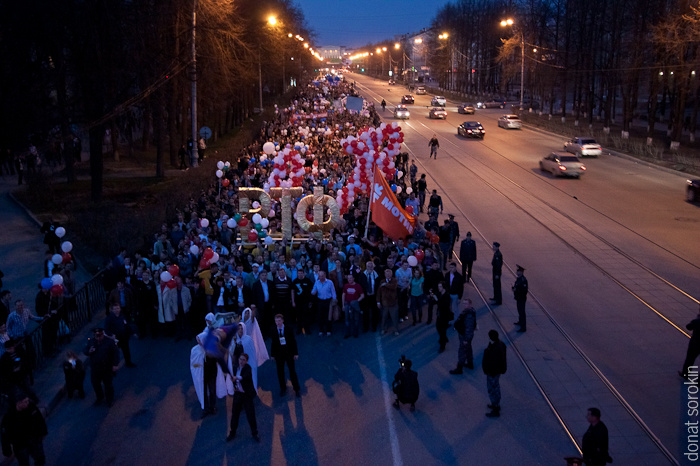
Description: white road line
375,333,403,466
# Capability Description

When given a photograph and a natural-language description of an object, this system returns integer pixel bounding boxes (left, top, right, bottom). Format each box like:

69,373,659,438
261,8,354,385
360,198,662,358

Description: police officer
490,242,503,306
512,265,528,332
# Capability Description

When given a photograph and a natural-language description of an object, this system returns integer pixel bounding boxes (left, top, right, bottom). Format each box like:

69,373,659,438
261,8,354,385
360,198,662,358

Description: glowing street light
268,15,277,26
394,43,400,49
500,17,524,110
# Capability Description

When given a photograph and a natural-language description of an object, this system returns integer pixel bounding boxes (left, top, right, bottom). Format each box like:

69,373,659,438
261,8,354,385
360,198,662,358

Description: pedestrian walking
490,242,503,306
483,329,507,417
459,232,477,281
1,393,48,466
377,268,400,336
416,174,428,213
178,144,188,170
226,353,260,443
446,214,460,259
444,262,464,316
450,298,477,373
428,189,443,218
679,306,700,380
270,314,301,397
428,134,439,159
512,265,528,332
84,327,120,407
105,303,135,368
582,407,612,466
434,282,453,353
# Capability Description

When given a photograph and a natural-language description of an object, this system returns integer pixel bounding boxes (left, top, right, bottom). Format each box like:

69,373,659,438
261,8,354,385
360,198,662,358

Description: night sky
294,0,452,49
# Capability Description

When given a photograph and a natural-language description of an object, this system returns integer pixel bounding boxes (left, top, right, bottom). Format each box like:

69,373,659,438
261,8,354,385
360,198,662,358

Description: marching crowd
0,75,613,466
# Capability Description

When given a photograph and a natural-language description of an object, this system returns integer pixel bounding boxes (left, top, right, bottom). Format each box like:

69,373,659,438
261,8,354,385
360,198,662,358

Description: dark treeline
0,0,314,199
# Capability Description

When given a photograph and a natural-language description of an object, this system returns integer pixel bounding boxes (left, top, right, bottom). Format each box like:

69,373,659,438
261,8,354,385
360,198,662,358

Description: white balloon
263,142,276,155
252,213,262,224
396,186,402,194
190,245,199,255
55,227,66,238
61,241,73,253
406,187,413,194
217,161,225,169
227,218,237,229
51,274,64,286
210,252,219,264
51,254,63,265
407,256,418,267
160,271,173,282
260,218,270,228
216,170,223,178
397,170,404,179
269,209,276,217
252,201,261,209
200,219,209,228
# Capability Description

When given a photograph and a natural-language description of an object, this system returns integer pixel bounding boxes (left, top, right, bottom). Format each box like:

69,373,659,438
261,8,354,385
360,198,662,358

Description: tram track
357,76,684,463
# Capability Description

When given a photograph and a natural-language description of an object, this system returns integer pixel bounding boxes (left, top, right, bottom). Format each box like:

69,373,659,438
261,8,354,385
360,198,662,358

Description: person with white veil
190,313,233,417
229,322,258,388
242,306,269,367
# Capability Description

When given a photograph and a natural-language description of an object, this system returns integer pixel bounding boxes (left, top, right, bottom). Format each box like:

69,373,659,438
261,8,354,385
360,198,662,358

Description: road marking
375,333,403,466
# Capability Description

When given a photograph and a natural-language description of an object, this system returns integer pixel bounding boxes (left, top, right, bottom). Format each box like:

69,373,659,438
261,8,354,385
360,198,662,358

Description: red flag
370,165,416,240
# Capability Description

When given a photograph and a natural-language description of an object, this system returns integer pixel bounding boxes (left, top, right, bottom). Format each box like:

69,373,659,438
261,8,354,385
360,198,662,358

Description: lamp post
190,0,198,167
438,33,453,91
413,38,422,84
500,18,524,110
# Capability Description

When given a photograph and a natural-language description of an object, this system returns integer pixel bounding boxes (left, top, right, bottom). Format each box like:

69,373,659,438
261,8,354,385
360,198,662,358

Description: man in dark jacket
434,282,453,353
450,298,477,373
1,393,48,465
270,314,300,397
84,327,120,407
459,232,477,281
226,353,260,443
424,262,443,325
582,407,612,466
483,329,507,417
512,265,528,332
392,357,419,411
490,242,503,306
105,304,135,367
680,307,700,380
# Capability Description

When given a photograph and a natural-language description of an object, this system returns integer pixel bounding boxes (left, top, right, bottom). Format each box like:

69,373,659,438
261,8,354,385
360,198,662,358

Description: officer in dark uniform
490,242,503,305
459,232,477,281
512,265,528,332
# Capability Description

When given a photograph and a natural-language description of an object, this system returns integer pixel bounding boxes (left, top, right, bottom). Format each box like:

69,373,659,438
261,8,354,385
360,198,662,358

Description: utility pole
190,0,198,168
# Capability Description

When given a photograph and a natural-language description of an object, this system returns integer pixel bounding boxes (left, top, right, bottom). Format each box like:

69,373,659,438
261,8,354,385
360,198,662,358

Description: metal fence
22,270,106,371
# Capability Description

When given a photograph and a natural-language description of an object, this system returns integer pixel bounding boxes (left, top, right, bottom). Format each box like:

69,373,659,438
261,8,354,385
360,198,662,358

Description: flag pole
364,165,376,238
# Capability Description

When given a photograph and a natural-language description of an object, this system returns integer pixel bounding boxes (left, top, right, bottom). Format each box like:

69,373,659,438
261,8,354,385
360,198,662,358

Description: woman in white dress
229,322,258,388
190,313,232,411
242,307,269,367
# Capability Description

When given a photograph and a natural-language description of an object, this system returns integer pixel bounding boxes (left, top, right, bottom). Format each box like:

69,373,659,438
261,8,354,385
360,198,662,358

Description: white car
431,96,446,106
564,137,602,157
394,105,410,119
539,152,586,178
416,86,427,95
497,114,522,129
429,107,448,119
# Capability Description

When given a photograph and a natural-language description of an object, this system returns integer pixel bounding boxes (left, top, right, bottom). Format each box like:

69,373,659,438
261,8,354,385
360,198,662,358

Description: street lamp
413,38,422,84
438,32,453,91
500,18,524,110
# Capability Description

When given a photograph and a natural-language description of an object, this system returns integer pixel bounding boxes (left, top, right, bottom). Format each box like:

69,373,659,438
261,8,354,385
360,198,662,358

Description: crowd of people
0,74,613,465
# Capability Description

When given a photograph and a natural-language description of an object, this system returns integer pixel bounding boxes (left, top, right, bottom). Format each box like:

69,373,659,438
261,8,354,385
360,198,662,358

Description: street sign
199,126,212,140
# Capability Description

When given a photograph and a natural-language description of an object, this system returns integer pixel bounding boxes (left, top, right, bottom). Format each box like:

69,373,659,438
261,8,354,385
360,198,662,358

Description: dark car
688,179,700,202
477,99,506,109
457,121,485,139
458,103,476,114
401,94,415,104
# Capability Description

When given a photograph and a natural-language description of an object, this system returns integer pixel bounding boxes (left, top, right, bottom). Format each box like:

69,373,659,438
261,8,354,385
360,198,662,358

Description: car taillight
467,129,472,133
559,166,567,171
581,166,586,170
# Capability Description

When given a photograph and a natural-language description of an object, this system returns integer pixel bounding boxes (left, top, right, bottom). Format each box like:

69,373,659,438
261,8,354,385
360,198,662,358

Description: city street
32,73,699,466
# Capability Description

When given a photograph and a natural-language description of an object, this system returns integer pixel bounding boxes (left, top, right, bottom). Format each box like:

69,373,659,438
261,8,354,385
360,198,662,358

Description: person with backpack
450,298,477,374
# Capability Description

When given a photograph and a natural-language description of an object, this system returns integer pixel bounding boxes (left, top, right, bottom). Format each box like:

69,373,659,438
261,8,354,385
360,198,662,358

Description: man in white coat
163,277,192,341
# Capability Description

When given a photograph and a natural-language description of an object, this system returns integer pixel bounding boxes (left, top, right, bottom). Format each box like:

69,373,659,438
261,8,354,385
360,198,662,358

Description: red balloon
405,205,414,215
168,264,180,277
431,234,439,244
222,179,230,187
62,253,72,264
238,218,249,227
414,249,425,262
425,231,432,241
199,258,209,269
166,278,177,289
50,284,64,297
247,230,258,242
306,211,314,222
203,248,214,260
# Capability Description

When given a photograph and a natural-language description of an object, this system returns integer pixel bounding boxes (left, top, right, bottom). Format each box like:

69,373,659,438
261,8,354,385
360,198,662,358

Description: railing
22,270,106,371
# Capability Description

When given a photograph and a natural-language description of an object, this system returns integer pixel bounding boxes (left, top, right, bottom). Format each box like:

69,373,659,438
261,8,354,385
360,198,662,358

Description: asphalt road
36,74,700,466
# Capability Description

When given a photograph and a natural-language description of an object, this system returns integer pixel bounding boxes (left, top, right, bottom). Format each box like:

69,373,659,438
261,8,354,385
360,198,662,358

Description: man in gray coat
450,298,477,374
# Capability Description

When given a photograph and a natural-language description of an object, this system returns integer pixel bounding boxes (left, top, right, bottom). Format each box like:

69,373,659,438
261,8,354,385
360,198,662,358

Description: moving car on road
394,105,410,119
539,152,586,178
477,99,506,109
401,94,415,104
457,121,485,139
416,86,427,95
429,107,448,119
431,96,447,106
688,179,700,202
497,114,522,129
564,137,602,157
388,79,396,85
457,103,476,114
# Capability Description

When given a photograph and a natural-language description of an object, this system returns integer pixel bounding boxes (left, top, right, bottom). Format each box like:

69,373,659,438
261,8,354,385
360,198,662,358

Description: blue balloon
391,184,397,192
41,278,53,290
322,179,329,185
250,157,256,163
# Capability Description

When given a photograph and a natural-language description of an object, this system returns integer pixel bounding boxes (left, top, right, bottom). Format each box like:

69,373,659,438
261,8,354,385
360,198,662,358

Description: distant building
316,46,348,64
